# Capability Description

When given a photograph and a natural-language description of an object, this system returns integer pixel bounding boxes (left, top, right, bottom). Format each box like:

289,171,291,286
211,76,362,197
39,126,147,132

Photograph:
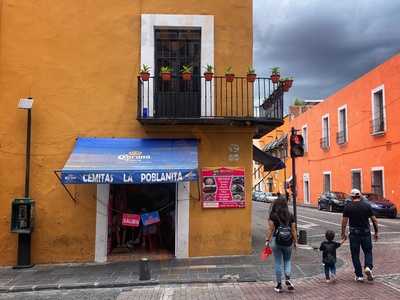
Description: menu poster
201,167,245,208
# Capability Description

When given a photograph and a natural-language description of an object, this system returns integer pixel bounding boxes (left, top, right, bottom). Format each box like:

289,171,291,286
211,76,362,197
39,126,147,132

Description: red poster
122,213,140,227
201,167,245,208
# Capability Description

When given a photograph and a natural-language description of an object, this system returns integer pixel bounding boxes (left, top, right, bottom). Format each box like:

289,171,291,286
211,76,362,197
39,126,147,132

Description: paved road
252,201,400,249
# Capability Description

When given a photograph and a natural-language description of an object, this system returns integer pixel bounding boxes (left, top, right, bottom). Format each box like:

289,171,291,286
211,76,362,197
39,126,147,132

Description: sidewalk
0,246,327,293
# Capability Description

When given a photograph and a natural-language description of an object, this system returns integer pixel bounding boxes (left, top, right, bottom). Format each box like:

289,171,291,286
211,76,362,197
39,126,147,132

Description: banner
201,167,245,208
141,211,161,226
122,213,140,227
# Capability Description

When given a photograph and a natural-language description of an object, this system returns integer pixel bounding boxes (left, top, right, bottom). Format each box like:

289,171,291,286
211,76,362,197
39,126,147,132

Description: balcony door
154,28,201,118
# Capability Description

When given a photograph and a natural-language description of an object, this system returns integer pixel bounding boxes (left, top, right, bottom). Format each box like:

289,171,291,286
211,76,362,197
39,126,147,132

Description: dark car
318,191,348,212
363,193,398,218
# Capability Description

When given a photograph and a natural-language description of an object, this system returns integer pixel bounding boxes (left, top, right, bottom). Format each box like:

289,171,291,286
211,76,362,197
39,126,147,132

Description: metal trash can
139,257,151,281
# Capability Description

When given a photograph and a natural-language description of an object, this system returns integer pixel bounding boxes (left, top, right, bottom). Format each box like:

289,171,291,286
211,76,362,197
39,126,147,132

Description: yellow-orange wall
255,116,291,193
290,54,400,208
0,0,254,265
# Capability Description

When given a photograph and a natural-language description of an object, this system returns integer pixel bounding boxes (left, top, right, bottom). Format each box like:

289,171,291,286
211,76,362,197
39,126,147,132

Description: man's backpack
275,217,293,247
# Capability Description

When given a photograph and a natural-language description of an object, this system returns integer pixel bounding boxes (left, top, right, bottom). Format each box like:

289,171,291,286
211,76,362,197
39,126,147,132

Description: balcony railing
320,137,330,150
370,117,385,135
137,75,284,125
336,131,347,145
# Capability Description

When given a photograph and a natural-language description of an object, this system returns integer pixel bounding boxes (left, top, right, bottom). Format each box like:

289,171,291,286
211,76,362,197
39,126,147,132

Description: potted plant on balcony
225,66,235,82
270,67,280,84
247,66,256,83
160,66,173,81
139,64,151,81
181,64,193,81
281,77,294,92
204,64,214,81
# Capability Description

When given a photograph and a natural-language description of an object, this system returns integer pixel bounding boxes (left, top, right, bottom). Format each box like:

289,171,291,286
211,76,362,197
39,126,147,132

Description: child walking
319,230,346,282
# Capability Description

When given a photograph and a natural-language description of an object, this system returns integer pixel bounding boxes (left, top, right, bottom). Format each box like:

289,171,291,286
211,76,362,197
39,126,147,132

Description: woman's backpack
275,216,293,246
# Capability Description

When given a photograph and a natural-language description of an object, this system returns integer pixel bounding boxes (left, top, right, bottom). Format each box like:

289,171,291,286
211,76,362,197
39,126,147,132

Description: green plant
294,98,304,106
247,66,256,74
140,64,150,73
225,66,233,74
181,64,193,73
160,66,173,73
204,64,214,73
271,67,280,75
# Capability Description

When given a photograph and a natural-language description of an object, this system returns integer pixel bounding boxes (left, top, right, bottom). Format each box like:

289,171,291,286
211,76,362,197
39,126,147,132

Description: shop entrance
107,183,176,261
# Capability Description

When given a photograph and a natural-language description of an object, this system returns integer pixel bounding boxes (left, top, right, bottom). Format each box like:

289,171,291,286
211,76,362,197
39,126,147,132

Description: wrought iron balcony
320,137,330,150
336,130,347,145
370,117,385,135
137,75,284,127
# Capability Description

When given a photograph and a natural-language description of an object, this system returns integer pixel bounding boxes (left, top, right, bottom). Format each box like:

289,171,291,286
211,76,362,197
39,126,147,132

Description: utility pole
290,127,298,225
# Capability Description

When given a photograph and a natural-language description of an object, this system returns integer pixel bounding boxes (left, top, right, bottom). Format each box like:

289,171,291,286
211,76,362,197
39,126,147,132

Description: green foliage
160,66,173,73
140,64,150,73
271,67,280,75
294,98,305,106
247,66,256,74
204,64,214,73
225,66,233,74
181,64,193,73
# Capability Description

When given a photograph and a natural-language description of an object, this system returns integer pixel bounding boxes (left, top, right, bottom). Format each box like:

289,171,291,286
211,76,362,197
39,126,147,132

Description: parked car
318,191,349,212
265,192,278,203
252,191,267,202
362,193,398,218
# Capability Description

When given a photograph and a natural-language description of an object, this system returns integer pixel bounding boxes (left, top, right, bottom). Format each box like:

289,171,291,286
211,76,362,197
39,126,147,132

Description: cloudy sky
253,0,400,108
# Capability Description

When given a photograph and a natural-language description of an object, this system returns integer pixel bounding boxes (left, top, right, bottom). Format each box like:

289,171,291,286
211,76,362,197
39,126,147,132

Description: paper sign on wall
201,167,245,208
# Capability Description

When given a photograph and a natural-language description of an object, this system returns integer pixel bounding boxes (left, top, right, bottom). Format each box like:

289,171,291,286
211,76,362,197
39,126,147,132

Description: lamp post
15,97,34,268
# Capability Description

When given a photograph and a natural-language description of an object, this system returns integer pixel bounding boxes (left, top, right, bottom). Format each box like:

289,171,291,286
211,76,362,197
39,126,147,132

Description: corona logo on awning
118,150,151,162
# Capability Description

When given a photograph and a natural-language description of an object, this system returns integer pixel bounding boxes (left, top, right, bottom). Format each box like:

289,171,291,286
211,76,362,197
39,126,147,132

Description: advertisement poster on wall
201,167,245,208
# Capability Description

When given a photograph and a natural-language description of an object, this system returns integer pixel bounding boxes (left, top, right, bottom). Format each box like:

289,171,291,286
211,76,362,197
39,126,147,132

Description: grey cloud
253,0,400,108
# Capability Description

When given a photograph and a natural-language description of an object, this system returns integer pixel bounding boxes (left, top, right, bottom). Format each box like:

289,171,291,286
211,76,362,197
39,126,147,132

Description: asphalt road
252,200,400,248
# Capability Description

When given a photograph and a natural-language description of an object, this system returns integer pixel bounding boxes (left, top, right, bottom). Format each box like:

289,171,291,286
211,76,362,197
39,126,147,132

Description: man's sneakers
330,274,336,283
365,267,374,281
285,279,295,291
274,283,283,293
355,276,364,282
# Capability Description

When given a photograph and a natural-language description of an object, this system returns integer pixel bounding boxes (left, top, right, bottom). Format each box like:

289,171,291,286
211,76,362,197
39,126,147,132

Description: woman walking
265,198,297,293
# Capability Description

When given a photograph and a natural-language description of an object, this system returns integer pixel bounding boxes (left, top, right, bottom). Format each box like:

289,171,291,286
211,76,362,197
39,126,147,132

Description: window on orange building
351,170,362,191
337,106,348,144
371,168,384,196
323,172,331,193
302,125,308,153
371,86,386,134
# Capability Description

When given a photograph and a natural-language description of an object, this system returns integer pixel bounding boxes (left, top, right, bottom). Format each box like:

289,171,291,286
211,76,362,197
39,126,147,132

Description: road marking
308,231,400,239
377,219,400,225
297,219,318,229
297,215,341,226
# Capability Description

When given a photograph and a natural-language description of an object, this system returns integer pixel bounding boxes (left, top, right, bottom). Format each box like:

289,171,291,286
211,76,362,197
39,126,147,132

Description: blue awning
60,138,198,184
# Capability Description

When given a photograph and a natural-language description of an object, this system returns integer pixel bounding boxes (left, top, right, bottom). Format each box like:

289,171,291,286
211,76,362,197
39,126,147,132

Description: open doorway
107,183,176,261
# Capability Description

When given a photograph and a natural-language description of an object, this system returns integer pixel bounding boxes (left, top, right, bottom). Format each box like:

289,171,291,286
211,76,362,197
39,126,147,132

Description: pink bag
260,246,273,261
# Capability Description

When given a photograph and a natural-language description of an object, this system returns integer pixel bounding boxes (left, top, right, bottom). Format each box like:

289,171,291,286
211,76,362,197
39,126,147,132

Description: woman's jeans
271,238,292,283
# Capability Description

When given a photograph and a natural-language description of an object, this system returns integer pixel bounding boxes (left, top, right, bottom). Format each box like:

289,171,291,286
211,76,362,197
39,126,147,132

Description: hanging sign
122,213,141,227
141,211,160,226
201,167,245,208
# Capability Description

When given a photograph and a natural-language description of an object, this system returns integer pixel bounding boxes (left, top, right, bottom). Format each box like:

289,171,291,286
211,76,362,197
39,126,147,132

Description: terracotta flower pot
161,72,172,81
286,79,293,88
140,72,150,81
282,80,291,92
204,72,214,81
182,72,192,81
271,74,280,84
225,73,235,82
247,73,257,83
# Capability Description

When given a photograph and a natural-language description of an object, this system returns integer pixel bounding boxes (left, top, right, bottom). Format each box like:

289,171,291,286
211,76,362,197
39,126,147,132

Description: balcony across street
336,130,347,145
370,117,385,134
137,75,284,128
320,136,329,150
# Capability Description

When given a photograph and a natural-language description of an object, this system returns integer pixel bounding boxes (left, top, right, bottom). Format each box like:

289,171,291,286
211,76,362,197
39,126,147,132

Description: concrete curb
0,278,235,294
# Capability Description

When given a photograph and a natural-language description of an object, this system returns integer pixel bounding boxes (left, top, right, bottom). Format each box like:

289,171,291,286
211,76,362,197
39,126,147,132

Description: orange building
0,1,286,266
253,116,291,194
290,54,400,209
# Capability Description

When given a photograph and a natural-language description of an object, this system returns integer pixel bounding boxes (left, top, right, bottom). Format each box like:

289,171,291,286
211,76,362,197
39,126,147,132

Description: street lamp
12,97,34,268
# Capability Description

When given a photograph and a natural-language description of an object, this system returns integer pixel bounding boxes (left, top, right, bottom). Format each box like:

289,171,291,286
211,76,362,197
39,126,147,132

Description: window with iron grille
371,88,385,134
321,115,330,149
337,107,347,144
302,126,308,153
351,170,362,191
371,169,384,196
323,173,331,193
